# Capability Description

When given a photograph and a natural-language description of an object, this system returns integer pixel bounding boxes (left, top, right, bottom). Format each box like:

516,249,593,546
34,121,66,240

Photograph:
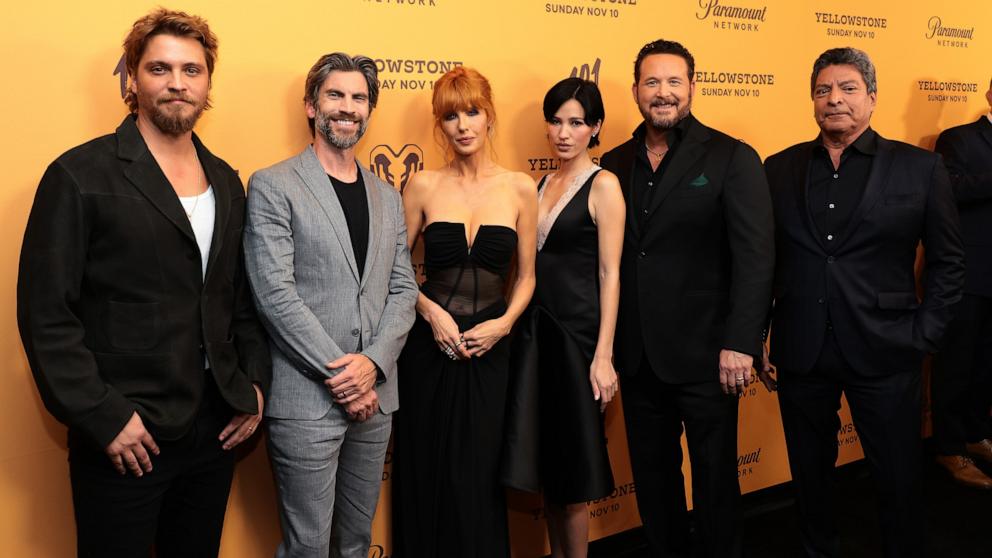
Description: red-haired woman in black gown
393,66,537,557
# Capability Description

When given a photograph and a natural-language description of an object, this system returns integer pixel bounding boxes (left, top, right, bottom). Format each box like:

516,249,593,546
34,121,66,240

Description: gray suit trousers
267,406,391,558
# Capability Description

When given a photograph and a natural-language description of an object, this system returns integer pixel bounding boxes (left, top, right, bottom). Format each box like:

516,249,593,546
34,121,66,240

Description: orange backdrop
1,1,988,556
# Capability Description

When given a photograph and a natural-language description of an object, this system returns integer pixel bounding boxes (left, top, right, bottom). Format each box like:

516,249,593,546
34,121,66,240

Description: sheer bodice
420,221,517,317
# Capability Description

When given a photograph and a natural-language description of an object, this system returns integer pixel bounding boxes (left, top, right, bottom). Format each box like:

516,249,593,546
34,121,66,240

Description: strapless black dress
502,170,615,504
393,221,517,558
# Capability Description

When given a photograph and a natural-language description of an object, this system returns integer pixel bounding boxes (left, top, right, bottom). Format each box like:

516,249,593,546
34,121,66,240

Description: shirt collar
814,126,877,156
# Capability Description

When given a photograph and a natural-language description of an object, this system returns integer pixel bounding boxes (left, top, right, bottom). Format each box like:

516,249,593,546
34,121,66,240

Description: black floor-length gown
502,167,615,504
393,221,517,557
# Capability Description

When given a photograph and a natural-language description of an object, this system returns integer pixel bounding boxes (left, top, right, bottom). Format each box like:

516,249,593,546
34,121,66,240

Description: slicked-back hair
122,8,218,113
543,77,605,148
810,47,878,98
634,38,695,84
304,53,380,135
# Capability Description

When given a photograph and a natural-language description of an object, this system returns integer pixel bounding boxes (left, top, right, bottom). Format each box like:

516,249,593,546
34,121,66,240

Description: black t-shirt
328,170,369,278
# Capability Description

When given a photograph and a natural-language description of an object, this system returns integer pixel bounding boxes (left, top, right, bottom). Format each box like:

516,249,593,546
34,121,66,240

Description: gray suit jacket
244,146,417,419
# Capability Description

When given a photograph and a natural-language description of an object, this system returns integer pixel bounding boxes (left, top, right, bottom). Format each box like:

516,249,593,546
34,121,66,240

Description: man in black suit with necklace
17,9,270,557
760,47,964,558
600,38,775,558
930,77,992,489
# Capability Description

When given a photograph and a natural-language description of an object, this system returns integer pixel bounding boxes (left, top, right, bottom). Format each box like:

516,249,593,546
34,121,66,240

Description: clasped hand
325,353,379,422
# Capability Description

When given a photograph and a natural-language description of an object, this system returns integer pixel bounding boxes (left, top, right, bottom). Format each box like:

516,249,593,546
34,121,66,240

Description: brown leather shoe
965,439,992,464
936,455,992,489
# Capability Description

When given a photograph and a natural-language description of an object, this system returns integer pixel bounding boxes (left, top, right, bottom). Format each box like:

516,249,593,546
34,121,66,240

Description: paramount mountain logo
370,144,424,194
696,0,767,32
926,16,974,48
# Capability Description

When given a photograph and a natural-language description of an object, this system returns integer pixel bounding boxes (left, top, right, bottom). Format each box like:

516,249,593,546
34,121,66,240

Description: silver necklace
183,153,206,219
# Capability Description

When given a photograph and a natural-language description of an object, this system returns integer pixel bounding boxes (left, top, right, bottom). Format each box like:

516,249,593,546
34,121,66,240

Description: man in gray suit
244,52,418,558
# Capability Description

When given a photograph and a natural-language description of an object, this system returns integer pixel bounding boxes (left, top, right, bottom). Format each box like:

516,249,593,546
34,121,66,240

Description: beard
640,92,692,130
315,107,368,150
144,93,208,136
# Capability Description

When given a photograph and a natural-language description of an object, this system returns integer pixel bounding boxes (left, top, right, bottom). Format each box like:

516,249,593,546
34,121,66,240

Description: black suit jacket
935,116,992,297
765,132,965,376
17,116,271,448
600,115,775,383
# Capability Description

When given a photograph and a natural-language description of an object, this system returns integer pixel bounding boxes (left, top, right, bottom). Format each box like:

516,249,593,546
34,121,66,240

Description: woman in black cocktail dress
503,77,625,558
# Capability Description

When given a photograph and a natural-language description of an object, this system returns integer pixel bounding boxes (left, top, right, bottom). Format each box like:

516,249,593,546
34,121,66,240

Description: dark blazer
765,132,965,376
600,115,775,383
935,116,992,297
17,116,271,449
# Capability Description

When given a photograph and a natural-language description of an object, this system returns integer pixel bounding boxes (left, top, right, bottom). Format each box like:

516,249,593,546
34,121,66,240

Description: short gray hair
810,47,877,97
303,52,379,134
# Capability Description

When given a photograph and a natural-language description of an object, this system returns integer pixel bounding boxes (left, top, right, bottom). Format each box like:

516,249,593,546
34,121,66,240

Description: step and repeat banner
1,1,987,556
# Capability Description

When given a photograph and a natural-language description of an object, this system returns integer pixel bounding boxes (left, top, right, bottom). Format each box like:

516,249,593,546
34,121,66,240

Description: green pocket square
689,174,709,187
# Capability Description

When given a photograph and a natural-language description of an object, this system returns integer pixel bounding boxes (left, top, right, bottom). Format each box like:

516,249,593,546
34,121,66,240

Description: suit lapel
117,117,197,245
359,165,382,288
978,116,992,151
833,136,895,251
196,136,231,284
614,141,640,240
296,146,361,282
644,119,709,220
794,140,826,252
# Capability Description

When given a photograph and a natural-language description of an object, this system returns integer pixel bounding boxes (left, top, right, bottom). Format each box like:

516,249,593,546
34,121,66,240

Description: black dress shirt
328,171,369,278
808,128,878,247
631,113,693,227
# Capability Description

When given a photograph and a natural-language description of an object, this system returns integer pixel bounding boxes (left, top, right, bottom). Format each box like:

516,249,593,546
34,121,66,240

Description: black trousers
931,293,992,455
68,376,235,558
619,356,741,558
777,333,925,558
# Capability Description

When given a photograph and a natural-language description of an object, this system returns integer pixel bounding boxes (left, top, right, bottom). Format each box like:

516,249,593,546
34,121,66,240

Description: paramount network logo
737,447,762,477
926,16,974,48
696,0,767,32
370,144,424,194
570,58,602,85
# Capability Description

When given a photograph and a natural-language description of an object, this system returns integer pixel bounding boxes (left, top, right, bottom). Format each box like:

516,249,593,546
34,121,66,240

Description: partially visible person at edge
759,47,964,558
929,77,992,490
501,77,624,558
17,8,271,557
599,38,775,558
392,66,537,557
244,52,418,558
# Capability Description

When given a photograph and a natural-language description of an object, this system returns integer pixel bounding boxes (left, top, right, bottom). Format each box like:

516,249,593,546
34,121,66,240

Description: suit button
817,298,824,304
826,256,835,263
351,328,360,336
639,251,646,258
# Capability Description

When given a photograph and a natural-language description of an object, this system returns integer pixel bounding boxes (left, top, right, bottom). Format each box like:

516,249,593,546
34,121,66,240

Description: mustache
158,95,194,105
650,98,679,107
